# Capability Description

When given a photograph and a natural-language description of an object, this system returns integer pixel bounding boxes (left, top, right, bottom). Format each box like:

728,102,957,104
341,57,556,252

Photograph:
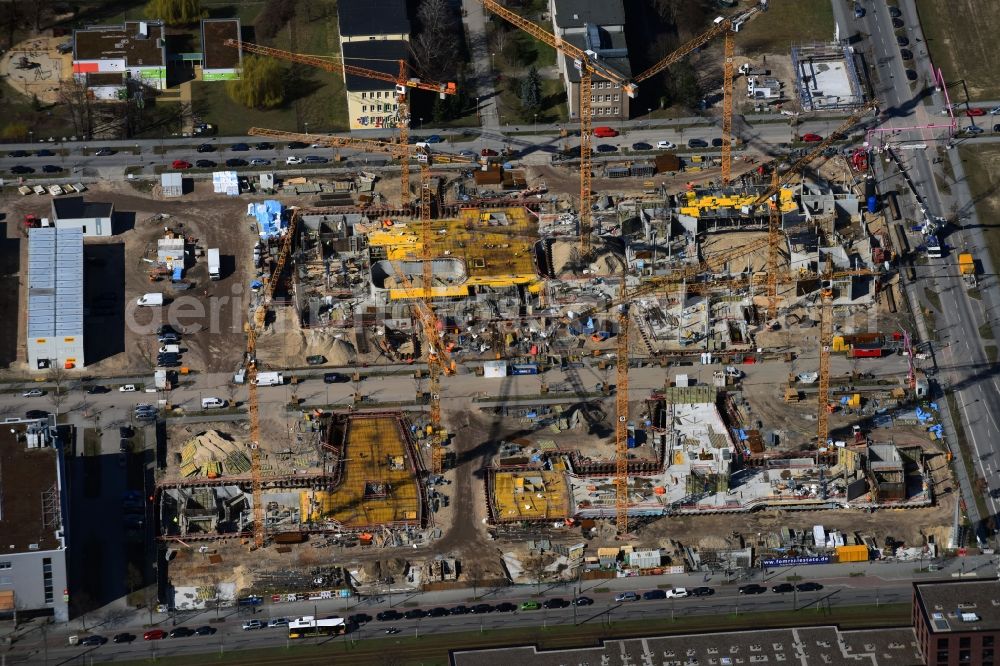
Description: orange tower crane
816,259,837,449
615,280,631,535
244,207,304,548
247,128,472,474
225,39,456,206
477,0,636,256
721,30,735,185
752,101,879,318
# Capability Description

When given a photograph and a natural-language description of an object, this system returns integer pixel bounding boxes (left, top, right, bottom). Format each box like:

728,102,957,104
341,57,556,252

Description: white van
136,293,164,307
201,397,226,409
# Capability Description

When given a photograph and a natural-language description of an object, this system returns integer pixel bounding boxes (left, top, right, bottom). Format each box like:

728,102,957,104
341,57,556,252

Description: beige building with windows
549,0,633,121
337,1,411,130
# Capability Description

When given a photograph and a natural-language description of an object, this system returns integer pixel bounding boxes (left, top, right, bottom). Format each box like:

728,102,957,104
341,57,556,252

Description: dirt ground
3,180,277,374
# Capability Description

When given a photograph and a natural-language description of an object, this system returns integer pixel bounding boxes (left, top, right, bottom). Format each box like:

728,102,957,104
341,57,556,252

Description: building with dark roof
200,18,242,80
549,0,633,121
0,421,70,622
50,197,114,237
913,578,1000,665
338,0,411,42
340,40,408,130
72,20,167,97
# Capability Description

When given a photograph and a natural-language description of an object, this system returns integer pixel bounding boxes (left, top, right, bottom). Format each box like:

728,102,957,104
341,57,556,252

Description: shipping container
850,346,883,359
836,544,869,562
273,532,307,544
208,248,221,280
511,363,539,375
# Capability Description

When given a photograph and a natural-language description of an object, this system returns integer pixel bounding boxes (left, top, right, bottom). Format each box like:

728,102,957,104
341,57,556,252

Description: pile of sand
550,241,623,276
303,330,357,365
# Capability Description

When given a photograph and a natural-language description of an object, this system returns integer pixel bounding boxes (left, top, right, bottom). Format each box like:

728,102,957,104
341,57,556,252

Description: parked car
711,138,725,147
967,108,986,117
194,626,216,636
249,158,270,166
225,158,247,167
35,149,54,157
458,150,477,158
665,588,688,599
113,633,135,643
495,602,518,613
888,6,902,17
376,610,402,621
288,141,308,149
614,591,639,602
520,601,540,611
631,142,652,151
79,635,106,646
656,140,676,150
448,605,470,615
346,614,371,624
323,372,349,383
171,160,192,169
906,69,918,81
268,617,291,627
642,589,667,600
25,409,48,419
994,124,1000,133
596,144,618,153
95,148,115,156
304,155,328,164
542,598,569,609
480,148,499,157
896,35,909,47
892,17,904,28
687,138,708,149
738,584,767,595
404,608,427,619
197,144,214,153
690,587,714,597
230,143,250,151
86,385,109,394
158,333,180,343
306,355,325,366
120,426,134,438
593,126,618,138
169,627,194,638
428,607,450,617
900,49,913,61
10,165,33,174
802,133,823,142
574,596,594,606
143,629,166,641
158,324,180,336
195,159,216,168
241,620,264,630
471,603,494,614
425,135,442,143
22,389,45,398
254,142,274,150
771,583,795,594
119,384,137,392
8,150,28,157
42,165,63,173
795,582,823,592
286,156,303,165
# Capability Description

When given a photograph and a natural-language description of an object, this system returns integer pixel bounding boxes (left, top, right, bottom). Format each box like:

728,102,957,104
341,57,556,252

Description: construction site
152,0,962,604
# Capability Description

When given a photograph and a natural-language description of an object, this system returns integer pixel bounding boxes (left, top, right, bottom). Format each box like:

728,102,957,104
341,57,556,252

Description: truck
925,234,943,259
136,293,164,307
207,248,221,280
959,253,977,286
510,363,539,375
253,371,284,386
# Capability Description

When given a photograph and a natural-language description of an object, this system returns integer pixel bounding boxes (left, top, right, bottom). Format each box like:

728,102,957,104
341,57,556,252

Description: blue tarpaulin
172,266,183,282
248,200,285,239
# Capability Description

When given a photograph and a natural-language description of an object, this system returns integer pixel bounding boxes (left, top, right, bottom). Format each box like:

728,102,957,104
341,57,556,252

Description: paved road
9,551,994,664
840,0,1000,535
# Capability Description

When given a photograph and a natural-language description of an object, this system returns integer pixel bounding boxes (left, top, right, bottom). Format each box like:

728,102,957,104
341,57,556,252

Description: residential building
341,41,408,130
913,578,1000,666
549,0,633,121
337,0,411,43
72,21,167,98
200,18,242,81
337,1,411,130
26,228,84,372
50,197,114,237
0,422,70,622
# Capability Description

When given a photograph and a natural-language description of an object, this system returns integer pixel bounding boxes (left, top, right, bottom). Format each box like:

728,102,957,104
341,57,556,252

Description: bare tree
411,0,461,80
58,80,95,138
48,367,69,415
464,560,486,601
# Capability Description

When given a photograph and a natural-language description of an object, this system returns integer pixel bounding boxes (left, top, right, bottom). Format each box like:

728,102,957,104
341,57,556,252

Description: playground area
0,37,72,104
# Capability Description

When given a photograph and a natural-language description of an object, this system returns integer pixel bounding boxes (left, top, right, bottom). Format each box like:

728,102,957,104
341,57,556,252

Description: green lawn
735,0,834,55
498,78,567,126
916,0,1000,100
959,145,1000,275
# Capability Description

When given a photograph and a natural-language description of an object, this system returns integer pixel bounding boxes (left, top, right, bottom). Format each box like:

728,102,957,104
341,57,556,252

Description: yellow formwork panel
678,188,797,218
492,470,569,522
300,416,421,528
368,207,540,290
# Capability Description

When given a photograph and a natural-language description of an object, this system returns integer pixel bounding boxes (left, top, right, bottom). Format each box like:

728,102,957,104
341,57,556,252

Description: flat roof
74,21,165,67
915,579,1000,633
453,625,921,665
553,0,626,29
86,72,123,86
201,18,241,69
52,196,113,220
338,0,410,37
0,425,62,553
561,32,632,83
341,40,408,92
27,228,83,339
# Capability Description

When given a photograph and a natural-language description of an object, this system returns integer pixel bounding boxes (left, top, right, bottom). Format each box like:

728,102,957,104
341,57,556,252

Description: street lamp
419,117,423,130
533,113,537,134
304,121,309,135
491,52,496,71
